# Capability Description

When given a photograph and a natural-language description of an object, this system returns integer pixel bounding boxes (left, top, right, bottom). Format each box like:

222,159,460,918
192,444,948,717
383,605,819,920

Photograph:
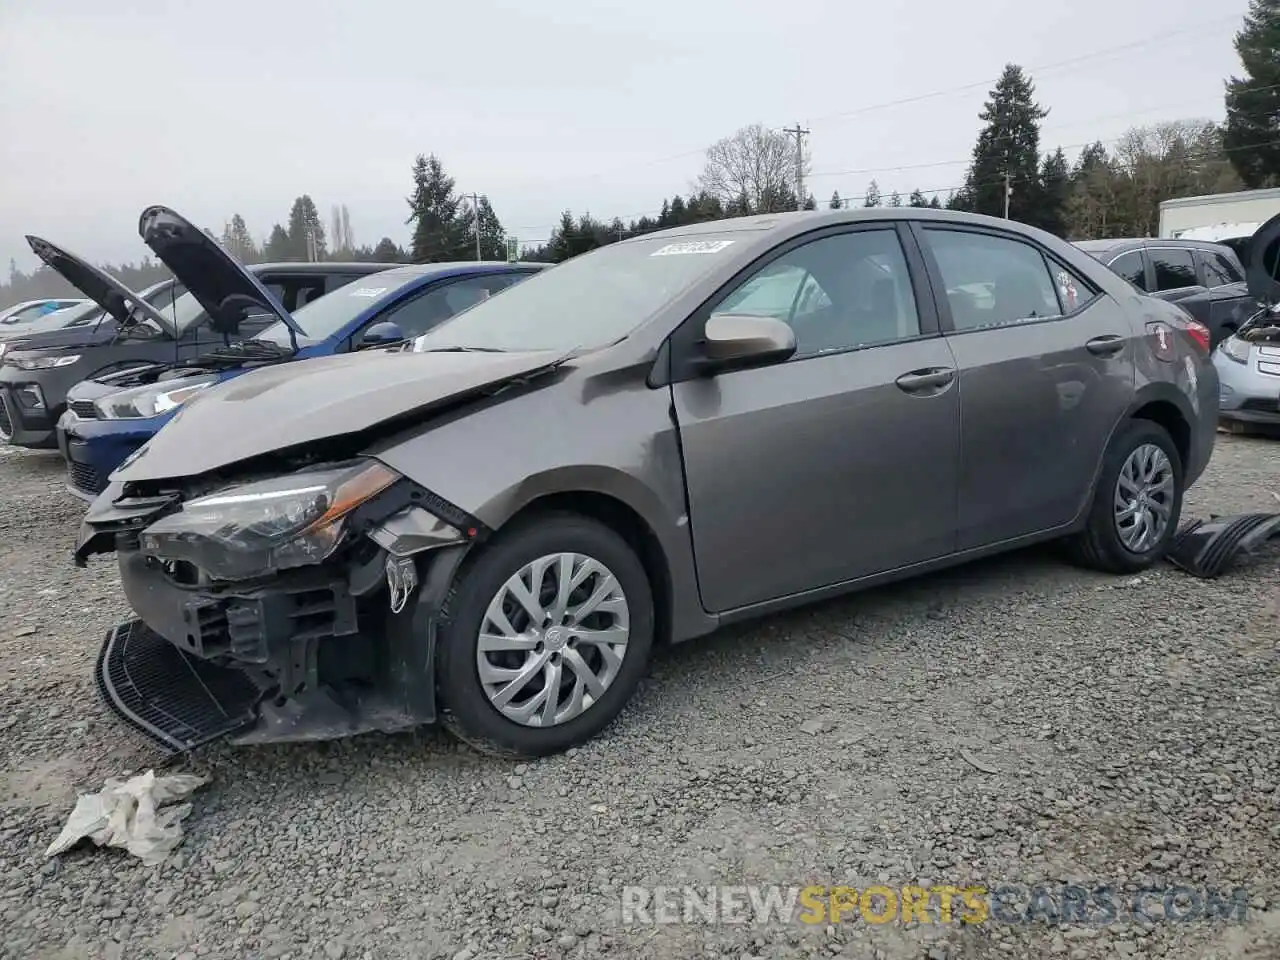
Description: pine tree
262,224,290,261
888,191,903,207
829,191,843,209
221,214,257,263
285,196,326,260
928,195,943,209
1224,0,1280,187
962,64,1049,224
371,237,404,263
406,154,469,262
1037,148,1071,238
863,180,882,207
908,189,928,207
455,195,507,260
803,194,817,210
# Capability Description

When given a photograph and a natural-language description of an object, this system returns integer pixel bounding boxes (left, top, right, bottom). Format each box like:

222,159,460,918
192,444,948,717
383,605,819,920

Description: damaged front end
77,458,486,754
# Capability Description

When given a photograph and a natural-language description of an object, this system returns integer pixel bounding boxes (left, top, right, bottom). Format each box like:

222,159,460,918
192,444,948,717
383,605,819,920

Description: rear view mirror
700,314,796,370
359,320,405,349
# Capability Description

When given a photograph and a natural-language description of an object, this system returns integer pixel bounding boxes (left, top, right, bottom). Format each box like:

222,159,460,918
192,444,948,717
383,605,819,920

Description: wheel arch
487,468,682,645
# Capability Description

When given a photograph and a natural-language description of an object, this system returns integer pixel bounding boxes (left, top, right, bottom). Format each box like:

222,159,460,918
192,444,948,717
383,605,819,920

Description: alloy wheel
1113,443,1175,553
476,552,631,728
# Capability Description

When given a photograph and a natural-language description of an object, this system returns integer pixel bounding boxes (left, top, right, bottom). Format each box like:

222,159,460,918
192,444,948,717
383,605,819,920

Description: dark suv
1074,237,1252,348
0,258,397,448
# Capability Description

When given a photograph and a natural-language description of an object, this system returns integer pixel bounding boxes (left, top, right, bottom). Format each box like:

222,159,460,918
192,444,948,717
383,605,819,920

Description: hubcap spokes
476,552,630,728
1113,443,1174,553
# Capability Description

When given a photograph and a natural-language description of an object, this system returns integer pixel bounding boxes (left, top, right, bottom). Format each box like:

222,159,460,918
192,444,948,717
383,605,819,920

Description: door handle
894,367,955,392
1085,335,1126,356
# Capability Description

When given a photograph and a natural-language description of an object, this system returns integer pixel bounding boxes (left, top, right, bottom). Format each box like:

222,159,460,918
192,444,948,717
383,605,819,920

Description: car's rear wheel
1065,419,1184,574
435,512,654,758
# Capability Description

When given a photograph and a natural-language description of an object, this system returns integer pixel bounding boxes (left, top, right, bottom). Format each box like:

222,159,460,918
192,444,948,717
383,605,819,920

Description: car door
670,224,961,613
913,224,1137,550
348,273,525,349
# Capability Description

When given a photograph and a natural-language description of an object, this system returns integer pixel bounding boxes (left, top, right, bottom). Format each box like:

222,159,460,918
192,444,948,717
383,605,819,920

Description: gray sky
0,0,1251,271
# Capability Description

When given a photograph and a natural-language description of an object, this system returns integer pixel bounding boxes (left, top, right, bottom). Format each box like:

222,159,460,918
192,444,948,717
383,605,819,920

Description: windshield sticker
349,287,388,298
650,240,736,257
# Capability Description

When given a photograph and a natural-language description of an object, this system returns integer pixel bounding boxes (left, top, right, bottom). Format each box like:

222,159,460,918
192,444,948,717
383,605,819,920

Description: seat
992,270,1053,325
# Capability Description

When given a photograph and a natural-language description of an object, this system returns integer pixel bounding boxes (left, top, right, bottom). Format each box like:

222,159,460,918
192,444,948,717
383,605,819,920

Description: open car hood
109,347,573,483
138,205,304,338
1246,211,1280,305
24,236,176,336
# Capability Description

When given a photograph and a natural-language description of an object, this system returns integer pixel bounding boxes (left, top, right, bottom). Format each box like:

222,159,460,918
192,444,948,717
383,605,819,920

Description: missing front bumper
96,619,265,753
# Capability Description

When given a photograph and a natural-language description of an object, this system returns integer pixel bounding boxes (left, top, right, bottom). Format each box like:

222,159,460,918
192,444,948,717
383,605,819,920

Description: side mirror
359,320,405,349
698,314,796,372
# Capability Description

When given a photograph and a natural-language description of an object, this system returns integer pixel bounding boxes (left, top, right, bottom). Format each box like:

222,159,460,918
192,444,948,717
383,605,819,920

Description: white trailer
1158,187,1280,243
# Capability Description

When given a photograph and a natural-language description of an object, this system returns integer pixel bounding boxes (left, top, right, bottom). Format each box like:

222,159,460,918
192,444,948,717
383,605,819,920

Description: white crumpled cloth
45,770,208,866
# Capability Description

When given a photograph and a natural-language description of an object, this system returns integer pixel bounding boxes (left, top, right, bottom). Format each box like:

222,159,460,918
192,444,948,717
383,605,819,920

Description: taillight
1184,320,1211,355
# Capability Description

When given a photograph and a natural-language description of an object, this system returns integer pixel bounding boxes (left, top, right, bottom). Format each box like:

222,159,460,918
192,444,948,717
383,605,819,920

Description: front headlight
13,353,80,370
138,459,401,580
1219,335,1252,365
94,376,216,420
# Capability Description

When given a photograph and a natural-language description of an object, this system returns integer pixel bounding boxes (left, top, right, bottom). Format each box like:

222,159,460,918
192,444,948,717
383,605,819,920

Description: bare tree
697,123,809,214
341,205,353,251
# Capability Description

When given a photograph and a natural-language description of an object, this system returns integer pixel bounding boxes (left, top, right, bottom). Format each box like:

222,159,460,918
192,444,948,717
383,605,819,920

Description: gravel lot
1,437,1278,960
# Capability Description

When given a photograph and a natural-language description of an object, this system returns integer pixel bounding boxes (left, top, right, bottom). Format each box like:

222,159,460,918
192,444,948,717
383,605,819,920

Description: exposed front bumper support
95,544,471,753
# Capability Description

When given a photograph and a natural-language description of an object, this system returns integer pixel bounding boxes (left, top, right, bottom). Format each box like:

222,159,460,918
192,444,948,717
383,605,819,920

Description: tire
435,512,654,758
1065,418,1184,574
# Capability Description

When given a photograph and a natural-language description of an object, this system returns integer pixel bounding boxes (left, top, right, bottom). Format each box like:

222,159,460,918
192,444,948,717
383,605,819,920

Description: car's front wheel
435,512,654,758
1065,418,1184,574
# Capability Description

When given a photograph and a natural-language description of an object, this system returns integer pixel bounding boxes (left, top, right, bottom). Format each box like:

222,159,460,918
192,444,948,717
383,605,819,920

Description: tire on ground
1065,417,1184,574
435,511,654,758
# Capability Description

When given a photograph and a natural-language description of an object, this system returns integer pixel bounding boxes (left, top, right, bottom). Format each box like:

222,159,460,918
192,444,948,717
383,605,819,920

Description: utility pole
466,193,483,260
783,123,810,211
1003,171,1012,219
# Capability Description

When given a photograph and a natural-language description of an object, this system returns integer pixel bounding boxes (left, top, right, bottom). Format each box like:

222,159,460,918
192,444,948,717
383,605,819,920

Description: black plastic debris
96,619,265,754
1166,513,1280,579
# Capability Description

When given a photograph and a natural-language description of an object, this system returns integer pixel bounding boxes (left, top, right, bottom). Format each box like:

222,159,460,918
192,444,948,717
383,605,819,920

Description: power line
494,15,1243,194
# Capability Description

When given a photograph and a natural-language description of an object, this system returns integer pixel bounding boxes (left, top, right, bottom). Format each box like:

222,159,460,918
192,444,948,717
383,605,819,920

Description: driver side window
373,275,517,340
708,228,921,358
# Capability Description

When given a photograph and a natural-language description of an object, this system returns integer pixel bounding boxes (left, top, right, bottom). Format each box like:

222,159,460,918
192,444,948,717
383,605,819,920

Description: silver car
1215,213,1280,430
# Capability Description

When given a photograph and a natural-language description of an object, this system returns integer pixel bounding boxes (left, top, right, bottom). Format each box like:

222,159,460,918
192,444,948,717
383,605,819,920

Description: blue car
58,205,545,500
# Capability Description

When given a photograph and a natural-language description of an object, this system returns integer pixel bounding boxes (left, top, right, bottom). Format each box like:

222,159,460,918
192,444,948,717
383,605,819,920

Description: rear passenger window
921,229,1062,331
1149,249,1198,290
1108,251,1147,290
1200,251,1243,287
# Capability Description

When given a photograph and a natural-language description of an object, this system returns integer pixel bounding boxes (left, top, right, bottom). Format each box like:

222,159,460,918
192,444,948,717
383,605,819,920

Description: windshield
254,270,417,345
411,233,754,353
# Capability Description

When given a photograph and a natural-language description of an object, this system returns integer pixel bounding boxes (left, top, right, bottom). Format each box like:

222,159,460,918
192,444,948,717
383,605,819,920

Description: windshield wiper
417,345,507,353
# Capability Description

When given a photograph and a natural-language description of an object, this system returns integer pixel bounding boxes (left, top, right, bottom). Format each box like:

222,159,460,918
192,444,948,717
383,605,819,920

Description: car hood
0,317,121,351
110,348,572,483
1246,212,1280,304
25,236,177,336
138,205,303,339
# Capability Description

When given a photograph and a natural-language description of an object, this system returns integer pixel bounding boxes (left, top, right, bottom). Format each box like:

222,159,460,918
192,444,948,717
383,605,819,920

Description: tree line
5,0,1276,302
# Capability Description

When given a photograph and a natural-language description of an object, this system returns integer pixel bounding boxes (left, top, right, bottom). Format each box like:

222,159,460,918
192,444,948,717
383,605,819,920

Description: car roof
248,261,402,274
352,261,548,281
1072,237,1237,256
618,206,1078,249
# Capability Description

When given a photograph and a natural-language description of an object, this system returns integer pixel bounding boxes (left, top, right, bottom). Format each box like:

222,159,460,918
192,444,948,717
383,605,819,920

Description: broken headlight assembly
138,459,401,580
1220,335,1252,365
94,375,218,420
